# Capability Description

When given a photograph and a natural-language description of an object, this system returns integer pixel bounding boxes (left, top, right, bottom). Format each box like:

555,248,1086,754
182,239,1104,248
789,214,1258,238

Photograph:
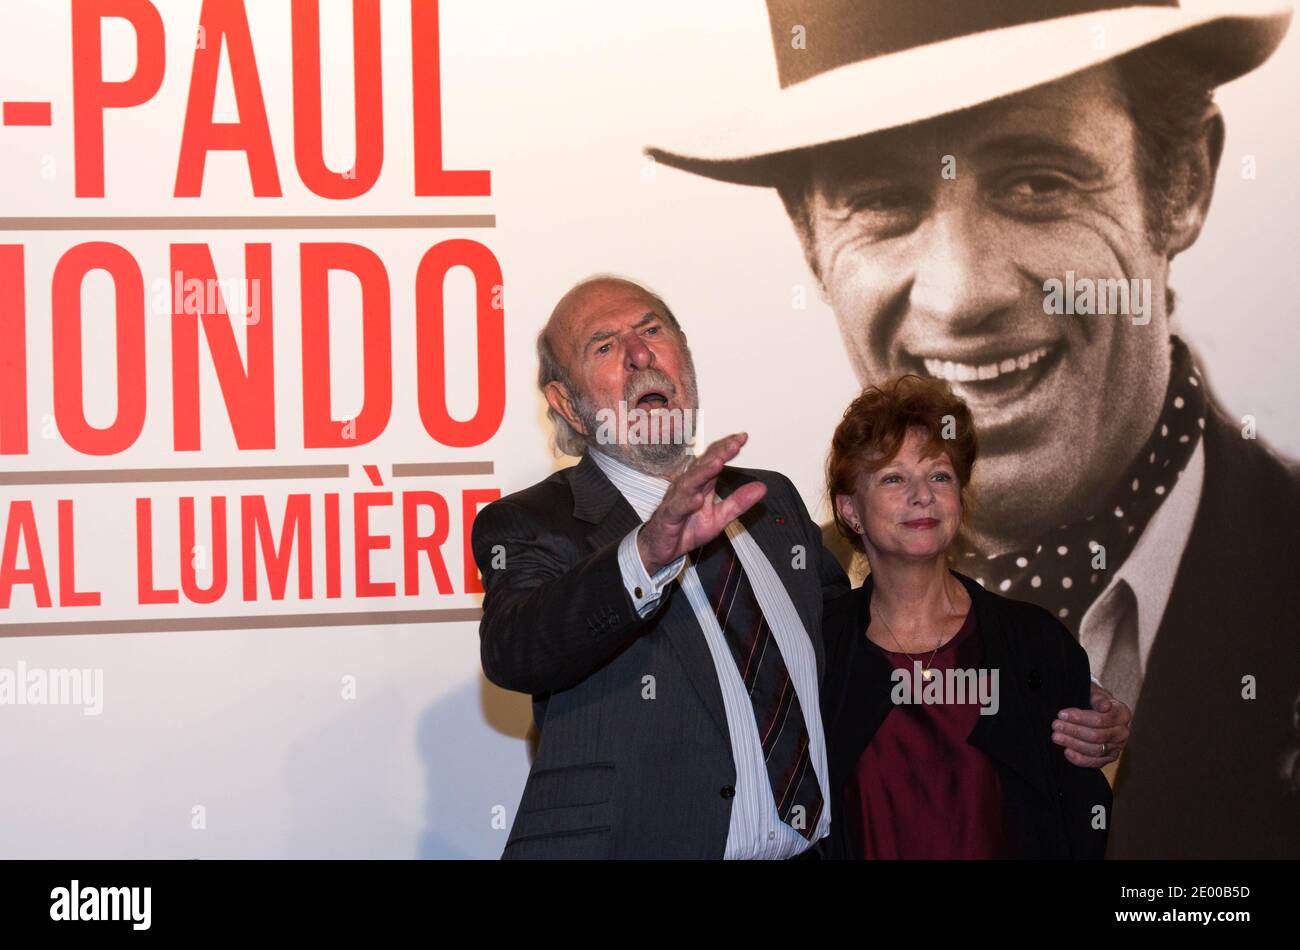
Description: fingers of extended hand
716,481,767,524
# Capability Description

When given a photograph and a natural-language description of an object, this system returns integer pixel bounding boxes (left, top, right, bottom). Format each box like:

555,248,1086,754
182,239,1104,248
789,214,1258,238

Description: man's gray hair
537,330,589,457
537,275,682,457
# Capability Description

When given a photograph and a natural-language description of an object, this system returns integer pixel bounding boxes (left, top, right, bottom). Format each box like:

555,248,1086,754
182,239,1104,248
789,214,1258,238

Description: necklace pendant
922,667,934,681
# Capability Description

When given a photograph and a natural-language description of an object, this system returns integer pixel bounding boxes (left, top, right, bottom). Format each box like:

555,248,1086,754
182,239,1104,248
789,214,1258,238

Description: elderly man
647,1,1300,856
472,275,1128,858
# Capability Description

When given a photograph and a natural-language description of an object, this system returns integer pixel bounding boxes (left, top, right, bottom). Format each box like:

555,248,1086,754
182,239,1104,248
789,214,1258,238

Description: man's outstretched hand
1053,683,1132,768
636,433,768,574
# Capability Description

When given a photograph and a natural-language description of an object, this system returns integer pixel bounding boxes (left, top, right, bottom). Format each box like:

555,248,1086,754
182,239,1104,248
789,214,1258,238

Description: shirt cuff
618,524,686,617
1090,674,1104,689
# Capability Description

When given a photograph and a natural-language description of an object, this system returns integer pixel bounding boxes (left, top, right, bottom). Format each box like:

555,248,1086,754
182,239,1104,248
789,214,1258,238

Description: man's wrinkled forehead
553,283,664,353
807,62,1131,187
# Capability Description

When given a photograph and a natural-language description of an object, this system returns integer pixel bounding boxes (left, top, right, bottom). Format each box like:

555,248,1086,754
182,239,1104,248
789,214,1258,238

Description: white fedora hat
646,0,1292,186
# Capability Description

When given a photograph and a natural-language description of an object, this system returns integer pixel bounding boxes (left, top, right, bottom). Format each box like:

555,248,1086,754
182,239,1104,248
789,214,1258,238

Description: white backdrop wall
0,0,1295,858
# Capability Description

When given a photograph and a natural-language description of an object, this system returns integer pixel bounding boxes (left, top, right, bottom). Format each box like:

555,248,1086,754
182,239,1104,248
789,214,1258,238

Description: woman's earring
853,522,862,533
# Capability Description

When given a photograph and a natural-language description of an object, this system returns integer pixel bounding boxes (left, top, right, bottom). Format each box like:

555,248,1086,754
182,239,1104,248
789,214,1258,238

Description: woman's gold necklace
870,581,963,681
873,610,944,680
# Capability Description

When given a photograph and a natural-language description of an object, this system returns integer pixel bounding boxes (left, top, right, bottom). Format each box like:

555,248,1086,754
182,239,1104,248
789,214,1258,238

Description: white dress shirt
1078,438,1206,705
588,449,831,858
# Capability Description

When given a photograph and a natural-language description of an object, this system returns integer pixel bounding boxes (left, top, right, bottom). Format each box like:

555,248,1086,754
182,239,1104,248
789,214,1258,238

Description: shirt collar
1079,436,1206,672
587,448,673,522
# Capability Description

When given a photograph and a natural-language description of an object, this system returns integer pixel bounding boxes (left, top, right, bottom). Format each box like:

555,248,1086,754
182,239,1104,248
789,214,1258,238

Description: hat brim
645,3,1292,186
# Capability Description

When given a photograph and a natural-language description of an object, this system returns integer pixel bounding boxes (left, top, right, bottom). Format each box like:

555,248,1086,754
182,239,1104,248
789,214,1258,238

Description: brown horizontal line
0,465,348,485
0,607,483,638
393,461,494,477
0,461,494,486
0,214,496,231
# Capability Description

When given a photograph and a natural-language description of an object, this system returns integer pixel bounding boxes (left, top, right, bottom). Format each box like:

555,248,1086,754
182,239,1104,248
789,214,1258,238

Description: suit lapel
1121,404,1267,783
568,453,643,550
824,582,894,788
959,572,1055,799
568,453,730,740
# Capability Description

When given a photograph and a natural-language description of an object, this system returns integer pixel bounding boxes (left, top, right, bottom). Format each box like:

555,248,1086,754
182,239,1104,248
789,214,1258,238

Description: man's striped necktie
692,530,823,839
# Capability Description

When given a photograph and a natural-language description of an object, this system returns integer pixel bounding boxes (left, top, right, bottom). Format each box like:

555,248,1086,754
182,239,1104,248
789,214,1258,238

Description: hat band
767,0,1180,87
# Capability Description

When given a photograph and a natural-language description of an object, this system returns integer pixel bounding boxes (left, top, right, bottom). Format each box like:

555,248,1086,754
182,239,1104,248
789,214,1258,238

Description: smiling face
835,426,963,566
543,278,699,474
802,65,1176,548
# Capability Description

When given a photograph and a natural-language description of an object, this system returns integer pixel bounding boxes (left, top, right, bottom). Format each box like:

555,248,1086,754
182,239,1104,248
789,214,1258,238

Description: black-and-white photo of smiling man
649,0,1300,858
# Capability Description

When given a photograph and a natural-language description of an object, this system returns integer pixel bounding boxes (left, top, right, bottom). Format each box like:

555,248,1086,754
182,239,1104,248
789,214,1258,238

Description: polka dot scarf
954,335,1206,628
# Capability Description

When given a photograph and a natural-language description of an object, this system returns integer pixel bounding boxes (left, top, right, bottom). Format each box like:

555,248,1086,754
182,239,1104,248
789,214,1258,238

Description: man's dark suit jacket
472,452,849,858
820,569,1112,859
1107,402,1300,858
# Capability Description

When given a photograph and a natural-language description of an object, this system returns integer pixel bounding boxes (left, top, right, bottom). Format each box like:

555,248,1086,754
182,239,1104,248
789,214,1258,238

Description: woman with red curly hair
821,375,1111,859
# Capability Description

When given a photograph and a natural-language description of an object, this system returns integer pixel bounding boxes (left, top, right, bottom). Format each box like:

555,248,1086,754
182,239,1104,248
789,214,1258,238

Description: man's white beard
576,367,699,478
616,435,691,475
577,399,694,476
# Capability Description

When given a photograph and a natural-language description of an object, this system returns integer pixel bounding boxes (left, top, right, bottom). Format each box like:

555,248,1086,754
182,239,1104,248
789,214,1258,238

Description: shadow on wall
414,672,535,859
279,671,533,859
